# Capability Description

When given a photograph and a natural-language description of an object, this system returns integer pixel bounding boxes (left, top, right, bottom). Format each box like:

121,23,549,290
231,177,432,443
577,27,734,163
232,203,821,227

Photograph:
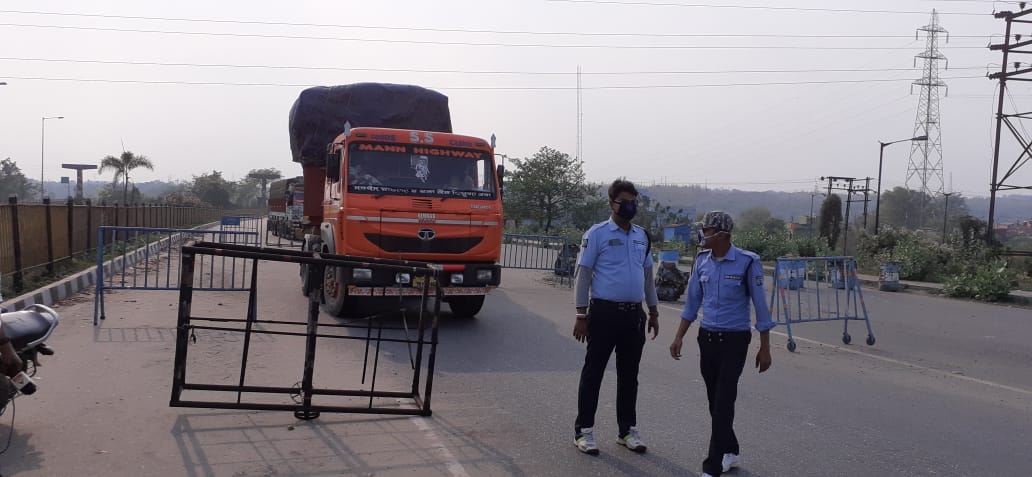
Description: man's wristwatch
575,313,588,321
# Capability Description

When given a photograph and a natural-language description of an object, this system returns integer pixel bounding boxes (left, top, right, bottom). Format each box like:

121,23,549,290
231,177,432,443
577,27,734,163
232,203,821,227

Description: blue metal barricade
500,234,573,286
219,215,261,246
93,226,259,325
770,256,876,352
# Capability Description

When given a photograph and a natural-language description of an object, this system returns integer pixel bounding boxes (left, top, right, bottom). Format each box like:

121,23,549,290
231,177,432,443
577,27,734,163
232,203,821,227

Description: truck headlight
352,268,372,281
395,273,411,284
450,274,464,285
477,269,493,282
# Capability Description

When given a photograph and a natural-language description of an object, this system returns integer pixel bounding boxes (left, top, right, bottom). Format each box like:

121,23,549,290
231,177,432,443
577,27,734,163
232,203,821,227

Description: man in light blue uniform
572,179,659,456
670,211,774,477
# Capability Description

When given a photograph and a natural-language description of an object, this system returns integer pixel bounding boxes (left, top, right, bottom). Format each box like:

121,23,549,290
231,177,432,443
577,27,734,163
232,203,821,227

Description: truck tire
321,266,352,317
447,295,485,318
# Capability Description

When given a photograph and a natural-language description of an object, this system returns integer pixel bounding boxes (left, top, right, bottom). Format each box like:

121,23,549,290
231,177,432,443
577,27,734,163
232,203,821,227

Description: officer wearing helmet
669,210,775,477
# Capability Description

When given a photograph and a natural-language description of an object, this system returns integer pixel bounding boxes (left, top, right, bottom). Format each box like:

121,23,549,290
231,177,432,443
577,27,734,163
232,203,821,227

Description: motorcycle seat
1,305,59,350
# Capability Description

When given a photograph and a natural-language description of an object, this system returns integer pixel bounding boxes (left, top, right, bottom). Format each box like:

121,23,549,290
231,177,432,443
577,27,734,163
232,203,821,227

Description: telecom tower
906,10,948,196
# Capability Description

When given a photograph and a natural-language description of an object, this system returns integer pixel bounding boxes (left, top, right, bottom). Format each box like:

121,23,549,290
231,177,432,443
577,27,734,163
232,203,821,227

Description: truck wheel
321,266,352,317
448,295,485,318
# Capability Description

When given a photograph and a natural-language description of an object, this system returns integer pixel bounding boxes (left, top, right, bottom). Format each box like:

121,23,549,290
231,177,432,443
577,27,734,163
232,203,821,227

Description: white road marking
657,303,1032,397
410,416,471,477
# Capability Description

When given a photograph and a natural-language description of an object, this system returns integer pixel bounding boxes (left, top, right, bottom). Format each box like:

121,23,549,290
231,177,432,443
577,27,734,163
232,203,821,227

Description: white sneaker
616,426,647,453
722,452,740,472
574,427,599,455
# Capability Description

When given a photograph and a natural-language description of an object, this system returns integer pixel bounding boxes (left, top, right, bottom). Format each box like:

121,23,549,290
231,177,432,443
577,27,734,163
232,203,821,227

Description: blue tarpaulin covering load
288,83,453,166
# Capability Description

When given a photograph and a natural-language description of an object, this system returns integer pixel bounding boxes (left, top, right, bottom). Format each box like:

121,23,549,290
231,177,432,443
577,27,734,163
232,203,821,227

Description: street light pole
874,135,928,235
942,192,955,243
41,116,65,201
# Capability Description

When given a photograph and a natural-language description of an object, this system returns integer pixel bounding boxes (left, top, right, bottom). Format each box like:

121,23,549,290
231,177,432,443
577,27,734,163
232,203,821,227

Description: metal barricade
769,256,876,352
92,226,259,325
219,215,261,246
500,233,574,286
170,241,442,418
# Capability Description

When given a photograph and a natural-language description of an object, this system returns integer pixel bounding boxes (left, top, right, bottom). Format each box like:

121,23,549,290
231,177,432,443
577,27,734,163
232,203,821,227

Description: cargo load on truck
288,83,453,167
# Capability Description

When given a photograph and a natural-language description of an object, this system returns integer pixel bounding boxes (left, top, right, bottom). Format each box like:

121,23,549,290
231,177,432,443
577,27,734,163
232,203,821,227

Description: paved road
3,263,1031,476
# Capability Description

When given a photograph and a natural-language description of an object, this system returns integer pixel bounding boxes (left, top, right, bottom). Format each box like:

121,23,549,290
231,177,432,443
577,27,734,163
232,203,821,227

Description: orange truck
288,83,504,317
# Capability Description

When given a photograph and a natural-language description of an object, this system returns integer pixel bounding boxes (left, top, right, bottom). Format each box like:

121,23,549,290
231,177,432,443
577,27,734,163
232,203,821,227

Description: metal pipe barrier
769,256,876,352
501,233,574,286
219,215,262,246
169,241,443,419
92,226,259,325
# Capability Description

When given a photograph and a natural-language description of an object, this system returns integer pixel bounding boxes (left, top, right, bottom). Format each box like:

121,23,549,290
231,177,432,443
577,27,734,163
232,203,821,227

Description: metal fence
92,226,259,325
769,256,876,352
0,196,245,295
500,233,576,286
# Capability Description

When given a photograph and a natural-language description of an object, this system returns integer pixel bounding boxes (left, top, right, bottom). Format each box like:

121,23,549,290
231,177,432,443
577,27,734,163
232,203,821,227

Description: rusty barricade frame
169,241,443,419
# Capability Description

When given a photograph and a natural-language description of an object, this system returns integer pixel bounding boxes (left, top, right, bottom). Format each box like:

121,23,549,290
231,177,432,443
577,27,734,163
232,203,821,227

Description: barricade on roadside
92,226,259,325
770,256,876,352
501,233,574,286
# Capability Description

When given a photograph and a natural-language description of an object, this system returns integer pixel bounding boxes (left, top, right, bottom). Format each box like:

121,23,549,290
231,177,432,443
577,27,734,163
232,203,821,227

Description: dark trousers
575,301,646,436
698,328,751,476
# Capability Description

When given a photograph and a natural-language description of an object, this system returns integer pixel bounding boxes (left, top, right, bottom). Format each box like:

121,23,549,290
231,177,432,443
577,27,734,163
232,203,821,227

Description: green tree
191,170,234,207
818,194,843,250
569,183,610,230
738,207,773,232
246,168,282,201
506,146,587,233
233,176,263,208
99,151,155,205
878,187,935,231
0,158,37,201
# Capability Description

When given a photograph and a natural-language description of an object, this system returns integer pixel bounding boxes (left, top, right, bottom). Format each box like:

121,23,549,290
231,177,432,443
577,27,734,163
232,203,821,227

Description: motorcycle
0,304,59,413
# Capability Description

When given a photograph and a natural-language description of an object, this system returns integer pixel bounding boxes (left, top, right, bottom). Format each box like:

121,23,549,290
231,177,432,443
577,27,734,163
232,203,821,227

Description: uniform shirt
577,219,651,303
680,245,776,332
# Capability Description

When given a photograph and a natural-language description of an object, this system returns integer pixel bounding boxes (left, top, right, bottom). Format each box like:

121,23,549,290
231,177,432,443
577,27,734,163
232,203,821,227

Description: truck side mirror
326,152,342,182
496,164,505,194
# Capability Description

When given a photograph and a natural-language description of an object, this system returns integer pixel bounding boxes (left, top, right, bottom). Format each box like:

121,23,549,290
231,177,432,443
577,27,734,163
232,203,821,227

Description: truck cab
313,126,504,317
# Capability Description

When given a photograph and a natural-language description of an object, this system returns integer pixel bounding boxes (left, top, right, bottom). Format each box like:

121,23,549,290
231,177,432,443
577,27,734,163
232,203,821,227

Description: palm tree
99,151,154,204
246,168,282,201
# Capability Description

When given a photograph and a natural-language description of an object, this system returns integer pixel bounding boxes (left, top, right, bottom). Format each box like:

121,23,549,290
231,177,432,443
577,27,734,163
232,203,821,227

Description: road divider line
657,304,1032,397
410,416,471,477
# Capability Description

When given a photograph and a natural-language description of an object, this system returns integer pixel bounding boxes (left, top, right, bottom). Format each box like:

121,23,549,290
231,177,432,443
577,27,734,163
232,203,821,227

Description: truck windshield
346,142,495,199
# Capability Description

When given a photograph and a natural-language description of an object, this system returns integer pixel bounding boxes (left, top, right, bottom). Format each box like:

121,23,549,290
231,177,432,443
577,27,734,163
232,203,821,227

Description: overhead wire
0,23,995,50
0,57,996,76
0,9,1001,39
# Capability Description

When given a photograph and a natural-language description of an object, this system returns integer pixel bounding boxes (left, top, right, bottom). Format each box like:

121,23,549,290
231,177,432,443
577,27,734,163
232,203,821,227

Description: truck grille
365,233,483,254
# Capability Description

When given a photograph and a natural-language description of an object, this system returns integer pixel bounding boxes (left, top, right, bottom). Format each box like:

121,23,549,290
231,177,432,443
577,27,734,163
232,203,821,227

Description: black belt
698,328,751,342
590,299,642,312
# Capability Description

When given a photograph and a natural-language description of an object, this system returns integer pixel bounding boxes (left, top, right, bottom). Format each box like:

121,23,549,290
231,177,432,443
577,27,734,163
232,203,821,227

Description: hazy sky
2,0,1030,197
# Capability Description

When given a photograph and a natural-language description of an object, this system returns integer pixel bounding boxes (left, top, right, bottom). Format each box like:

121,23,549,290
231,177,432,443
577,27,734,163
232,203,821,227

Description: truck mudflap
347,285,495,297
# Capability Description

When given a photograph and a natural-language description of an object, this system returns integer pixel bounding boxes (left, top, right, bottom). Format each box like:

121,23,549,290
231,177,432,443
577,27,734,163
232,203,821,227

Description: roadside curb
0,222,220,312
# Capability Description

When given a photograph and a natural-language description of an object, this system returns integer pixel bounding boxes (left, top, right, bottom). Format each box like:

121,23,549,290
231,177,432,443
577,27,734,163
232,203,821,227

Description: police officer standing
669,211,774,477
573,179,660,455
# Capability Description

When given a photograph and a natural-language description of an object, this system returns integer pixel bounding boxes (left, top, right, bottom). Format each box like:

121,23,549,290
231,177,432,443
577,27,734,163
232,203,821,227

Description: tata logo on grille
418,213,437,224
418,228,437,241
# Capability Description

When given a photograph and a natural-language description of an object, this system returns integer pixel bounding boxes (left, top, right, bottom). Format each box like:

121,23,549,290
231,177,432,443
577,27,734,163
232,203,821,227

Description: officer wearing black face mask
572,179,660,456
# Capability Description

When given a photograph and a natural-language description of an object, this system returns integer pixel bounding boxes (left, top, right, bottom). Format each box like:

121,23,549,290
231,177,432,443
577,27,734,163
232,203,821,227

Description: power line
0,23,993,49
0,56,995,76
546,0,992,15
0,75,987,89
0,9,998,39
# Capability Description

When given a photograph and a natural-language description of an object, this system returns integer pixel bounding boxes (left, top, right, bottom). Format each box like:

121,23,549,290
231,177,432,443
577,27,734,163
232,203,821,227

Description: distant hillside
639,184,1032,224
